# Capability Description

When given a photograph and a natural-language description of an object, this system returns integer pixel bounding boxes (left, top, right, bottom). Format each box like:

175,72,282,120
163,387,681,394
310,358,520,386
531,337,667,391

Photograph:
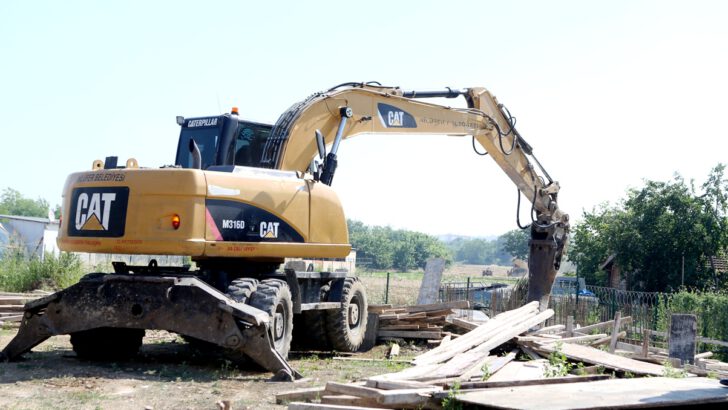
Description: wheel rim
274,307,285,340
348,295,361,329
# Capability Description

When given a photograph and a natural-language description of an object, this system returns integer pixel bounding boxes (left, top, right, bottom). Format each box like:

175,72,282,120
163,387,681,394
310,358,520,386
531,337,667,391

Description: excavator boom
262,83,569,308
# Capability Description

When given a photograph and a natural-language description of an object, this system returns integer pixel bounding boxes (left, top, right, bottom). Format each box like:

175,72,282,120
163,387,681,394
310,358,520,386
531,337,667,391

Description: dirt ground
0,328,422,410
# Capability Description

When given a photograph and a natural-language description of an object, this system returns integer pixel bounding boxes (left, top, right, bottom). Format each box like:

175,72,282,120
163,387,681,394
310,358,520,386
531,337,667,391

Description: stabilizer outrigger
0,274,301,381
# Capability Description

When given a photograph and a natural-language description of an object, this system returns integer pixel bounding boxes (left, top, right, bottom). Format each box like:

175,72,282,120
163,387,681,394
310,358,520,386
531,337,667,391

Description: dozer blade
0,275,301,381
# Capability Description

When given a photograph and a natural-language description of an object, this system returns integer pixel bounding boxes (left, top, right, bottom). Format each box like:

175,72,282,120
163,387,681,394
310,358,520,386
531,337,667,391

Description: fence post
385,272,390,304
574,276,580,318
491,290,498,317
466,277,471,302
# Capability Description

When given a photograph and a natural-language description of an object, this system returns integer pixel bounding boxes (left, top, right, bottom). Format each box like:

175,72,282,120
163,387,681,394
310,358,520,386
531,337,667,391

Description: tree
0,188,50,218
499,229,529,260
347,219,451,271
570,166,728,292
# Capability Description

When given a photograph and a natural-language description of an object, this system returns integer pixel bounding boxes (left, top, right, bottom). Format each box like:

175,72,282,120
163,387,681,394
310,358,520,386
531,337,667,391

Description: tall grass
0,252,85,292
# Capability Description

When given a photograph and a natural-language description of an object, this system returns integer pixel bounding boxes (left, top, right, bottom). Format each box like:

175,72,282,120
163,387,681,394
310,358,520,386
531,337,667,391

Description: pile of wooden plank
0,291,48,325
371,300,471,343
281,301,555,409
281,304,728,409
375,301,553,383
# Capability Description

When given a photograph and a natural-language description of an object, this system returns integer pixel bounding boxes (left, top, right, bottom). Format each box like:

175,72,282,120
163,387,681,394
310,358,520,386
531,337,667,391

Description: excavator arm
263,83,569,309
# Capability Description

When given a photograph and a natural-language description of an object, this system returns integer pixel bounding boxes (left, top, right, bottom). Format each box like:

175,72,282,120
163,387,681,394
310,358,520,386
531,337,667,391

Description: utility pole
681,253,685,287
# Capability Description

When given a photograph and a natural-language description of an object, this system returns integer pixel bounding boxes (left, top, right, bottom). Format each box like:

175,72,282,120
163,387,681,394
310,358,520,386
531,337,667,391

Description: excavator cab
174,110,273,170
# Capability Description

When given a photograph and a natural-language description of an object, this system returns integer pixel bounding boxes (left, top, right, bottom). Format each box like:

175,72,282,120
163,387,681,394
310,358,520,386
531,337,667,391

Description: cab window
233,122,272,168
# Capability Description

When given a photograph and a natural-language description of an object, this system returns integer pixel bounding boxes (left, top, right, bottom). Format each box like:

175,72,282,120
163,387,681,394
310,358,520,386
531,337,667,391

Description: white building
0,215,60,259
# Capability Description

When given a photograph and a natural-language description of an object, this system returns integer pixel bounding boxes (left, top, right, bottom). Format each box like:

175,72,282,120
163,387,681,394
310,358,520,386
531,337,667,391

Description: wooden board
377,330,441,339
320,395,381,408
453,374,610,390
359,313,379,352
455,377,728,409
275,386,325,404
485,360,547,382
367,304,394,314
448,317,479,331
535,342,667,376
288,403,382,410
417,257,445,305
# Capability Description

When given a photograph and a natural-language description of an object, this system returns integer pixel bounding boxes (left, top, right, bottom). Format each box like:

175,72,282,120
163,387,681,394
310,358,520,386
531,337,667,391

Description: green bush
0,252,85,292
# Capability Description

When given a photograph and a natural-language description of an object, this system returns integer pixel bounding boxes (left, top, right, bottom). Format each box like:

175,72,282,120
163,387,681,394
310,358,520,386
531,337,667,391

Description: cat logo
259,221,280,239
377,103,416,128
69,187,129,237
387,111,404,126
75,193,117,231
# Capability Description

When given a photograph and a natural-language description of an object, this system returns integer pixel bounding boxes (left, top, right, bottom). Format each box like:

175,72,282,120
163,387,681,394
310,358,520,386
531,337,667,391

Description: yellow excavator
1,82,569,381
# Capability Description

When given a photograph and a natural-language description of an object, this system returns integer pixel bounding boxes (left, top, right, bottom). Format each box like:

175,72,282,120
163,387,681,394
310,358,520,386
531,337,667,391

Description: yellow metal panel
204,169,310,241
308,181,349,245
58,168,208,256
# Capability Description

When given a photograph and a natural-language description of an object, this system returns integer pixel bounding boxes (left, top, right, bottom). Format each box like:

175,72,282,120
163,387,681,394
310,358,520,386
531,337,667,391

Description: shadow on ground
0,341,272,384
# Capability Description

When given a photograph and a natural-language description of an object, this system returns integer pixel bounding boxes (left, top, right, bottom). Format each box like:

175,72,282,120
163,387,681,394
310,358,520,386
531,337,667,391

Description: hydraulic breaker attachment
0,275,301,381
526,220,568,311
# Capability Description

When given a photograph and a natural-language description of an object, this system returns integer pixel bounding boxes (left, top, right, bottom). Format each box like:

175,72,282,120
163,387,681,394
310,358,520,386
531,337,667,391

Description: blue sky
1,1,727,236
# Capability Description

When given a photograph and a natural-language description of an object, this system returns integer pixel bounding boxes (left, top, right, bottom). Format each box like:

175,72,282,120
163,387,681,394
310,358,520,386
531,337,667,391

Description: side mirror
315,130,326,160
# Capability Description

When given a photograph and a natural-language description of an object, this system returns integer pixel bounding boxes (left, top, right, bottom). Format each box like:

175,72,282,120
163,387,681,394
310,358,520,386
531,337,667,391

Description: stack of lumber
372,300,471,342
282,301,555,409
283,307,728,409
0,291,47,325
375,301,553,383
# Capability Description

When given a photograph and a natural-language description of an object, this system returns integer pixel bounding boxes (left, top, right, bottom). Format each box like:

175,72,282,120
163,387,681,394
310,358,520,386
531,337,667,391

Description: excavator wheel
70,327,145,360
326,277,368,352
248,279,293,358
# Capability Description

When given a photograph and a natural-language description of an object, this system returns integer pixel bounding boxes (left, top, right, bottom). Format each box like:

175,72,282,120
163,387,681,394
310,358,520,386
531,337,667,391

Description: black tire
248,279,293,358
326,278,368,352
71,327,145,360
226,278,259,303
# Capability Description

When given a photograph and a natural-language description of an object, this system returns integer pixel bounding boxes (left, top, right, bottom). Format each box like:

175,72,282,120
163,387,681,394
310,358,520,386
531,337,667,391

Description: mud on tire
248,279,293,358
71,327,145,360
325,277,368,352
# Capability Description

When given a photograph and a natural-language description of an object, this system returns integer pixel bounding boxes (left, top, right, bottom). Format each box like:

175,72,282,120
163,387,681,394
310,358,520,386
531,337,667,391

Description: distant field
358,263,523,305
